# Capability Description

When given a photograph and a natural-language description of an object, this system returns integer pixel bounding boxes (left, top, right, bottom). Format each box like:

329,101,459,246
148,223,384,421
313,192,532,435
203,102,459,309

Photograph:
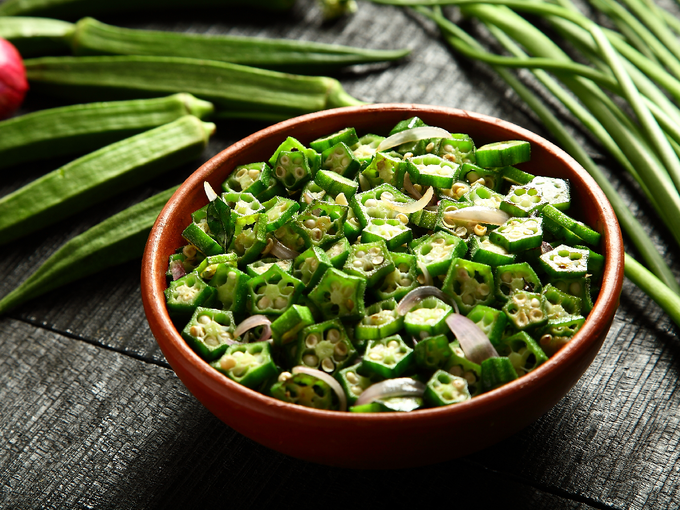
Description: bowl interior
141,104,624,468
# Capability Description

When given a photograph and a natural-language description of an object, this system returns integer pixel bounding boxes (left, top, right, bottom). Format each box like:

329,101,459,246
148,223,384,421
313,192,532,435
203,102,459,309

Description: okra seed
205,335,220,347
327,329,341,342
220,356,237,371
274,297,288,309
455,226,467,237
321,358,335,372
305,334,319,347
398,214,408,224
334,343,348,358
530,309,544,320
232,365,247,378
190,325,205,337
276,166,286,178
198,315,211,325
453,379,466,390
304,219,316,229
464,372,477,385
248,169,260,180
454,347,465,357
351,385,363,395
372,256,384,265
531,298,541,308
404,152,414,159
259,296,271,309
346,372,359,384
443,153,456,162
401,277,412,286
382,192,394,201
449,365,463,377
387,340,399,349
303,353,319,366
474,224,487,236
312,228,323,240
365,198,377,208
294,167,305,178
426,142,435,152
278,371,292,382
346,299,355,310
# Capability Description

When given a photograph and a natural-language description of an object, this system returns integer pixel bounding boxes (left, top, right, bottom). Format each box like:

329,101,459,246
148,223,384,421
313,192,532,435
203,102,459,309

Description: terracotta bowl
141,104,624,469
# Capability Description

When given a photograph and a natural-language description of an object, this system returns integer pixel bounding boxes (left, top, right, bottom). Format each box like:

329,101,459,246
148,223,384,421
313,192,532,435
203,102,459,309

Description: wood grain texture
1,0,679,507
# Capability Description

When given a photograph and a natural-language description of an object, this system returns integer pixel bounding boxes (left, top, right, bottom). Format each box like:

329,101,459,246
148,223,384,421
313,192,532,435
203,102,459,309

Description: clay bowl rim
141,103,624,426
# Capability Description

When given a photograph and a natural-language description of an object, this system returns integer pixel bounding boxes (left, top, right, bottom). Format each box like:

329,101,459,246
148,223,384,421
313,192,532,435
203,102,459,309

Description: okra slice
246,264,304,316
475,140,531,168
490,217,543,253
335,364,383,406
222,191,264,225
444,340,482,397
292,246,332,289
351,183,412,229
211,341,278,390
459,162,502,191
362,334,415,379
325,237,351,269
441,258,495,314
222,162,270,196
466,304,508,349
273,149,313,191
465,182,504,209
373,252,419,302
294,319,356,374
321,142,361,178
182,221,223,257
195,253,238,281
539,244,590,278
411,230,467,278
500,184,547,217
437,180,471,202
496,331,548,375
436,133,476,165
245,258,292,278
293,200,348,249
270,372,339,410
361,218,413,250
272,220,307,254
494,261,543,303
355,298,404,341
351,133,385,168
542,205,601,247
424,369,471,407
436,200,475,239
501,165,535,185
549,276,594,314
229,213,268,267
343,240,395,287
308,268,366,321
270,304,315,347
164,272,217,321
314,168,359,199
209,264,250,317
543,283,583,320
261,196,300,233
403,296,453,339
414,334,453,372
502,290,548,331
530,176,570,211
181,307,239,361
480,356,518,392
469,235,516,267
409,207,438,231
310,126,359,153
538,315,586,356
575,245,605,278
361,151,408,188
166,244,205,281
407,154,459,189
344,206,362,242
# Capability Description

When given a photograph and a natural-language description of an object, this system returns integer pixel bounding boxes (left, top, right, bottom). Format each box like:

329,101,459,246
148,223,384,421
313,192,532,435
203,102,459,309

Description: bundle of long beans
368,0,680,326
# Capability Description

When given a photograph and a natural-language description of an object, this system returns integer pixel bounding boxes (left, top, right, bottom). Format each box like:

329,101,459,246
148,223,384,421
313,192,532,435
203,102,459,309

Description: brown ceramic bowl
141,104,624,469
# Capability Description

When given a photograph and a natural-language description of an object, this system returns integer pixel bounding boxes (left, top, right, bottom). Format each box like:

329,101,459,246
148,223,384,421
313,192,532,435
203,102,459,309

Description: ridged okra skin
0,16,74,57
0,93,214,170
23,55,365,121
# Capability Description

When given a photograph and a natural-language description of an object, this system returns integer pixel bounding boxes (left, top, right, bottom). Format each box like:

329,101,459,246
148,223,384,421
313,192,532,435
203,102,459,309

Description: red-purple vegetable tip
0,38,28,119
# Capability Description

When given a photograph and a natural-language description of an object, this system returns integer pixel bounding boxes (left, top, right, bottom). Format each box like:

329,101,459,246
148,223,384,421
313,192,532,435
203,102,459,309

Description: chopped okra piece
436,200,475,239
343,240,395,287
343,206,362,242
530,176,570,210
403,296,453,339
314,168,359,199
543,283,583,320
494,262,543,303
355,298,404,341
575,244,605,278
182,221,223,256
500,184,547,217
501,165,535,185
335,364,383,406
496,331,548,375
465,182,504,209
362,334,415,379
222,162,269,195
209,264,250,317
361,218,413,250
407,154,459,189
273,150,313,191
310,126,360,153
437,180,471,202
293,200,348,249
181,307,239,361
361,151,408,188
246,264,304,316
229,214,269,267
270,372,339,410
245,257,292,278
466,304,508,349
272,220,308,254
539,244,590,278
351,183,413,229
321,142,362,178
411,230,467,278
373,251,419,301
270,304,315,347
549,276,594,314
308,267,366,321
490,217,543,253
325,237,351,269
542,205,601,246
164,272,217,321
222,192,265,225
437,133,476,165
469,235,516,266
409,207,438,231
195,253,238,281
261,196,300,233
293,319,357,374
480,356,518,392
539,315,586,356
425,369,471,407
292,246,332,289
475,140,531,168
441,258,495,314
211,341,279,390
167,245,205,280
268,136,320,174
414,334,453,372
351,133,385,168
444,340,482,396
390,116,427,135
503,290,548,331
459,162,502,191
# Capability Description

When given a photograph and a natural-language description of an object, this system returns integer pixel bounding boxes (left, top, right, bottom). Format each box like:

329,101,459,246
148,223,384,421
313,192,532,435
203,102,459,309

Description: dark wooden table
1,2,679,509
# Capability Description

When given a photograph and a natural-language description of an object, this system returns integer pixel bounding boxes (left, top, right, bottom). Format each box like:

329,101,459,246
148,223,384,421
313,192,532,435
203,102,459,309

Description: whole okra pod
0,115,214,245
0,93,214,170
0,186,178,314
23,55,365,121
67,17,410,73
0,16,74,57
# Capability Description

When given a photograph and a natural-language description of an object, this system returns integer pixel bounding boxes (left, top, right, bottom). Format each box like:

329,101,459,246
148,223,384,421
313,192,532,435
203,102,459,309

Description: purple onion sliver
445,313,499,365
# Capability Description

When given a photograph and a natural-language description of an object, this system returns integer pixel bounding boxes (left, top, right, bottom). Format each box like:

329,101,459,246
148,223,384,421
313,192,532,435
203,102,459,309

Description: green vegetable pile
164,118,604,412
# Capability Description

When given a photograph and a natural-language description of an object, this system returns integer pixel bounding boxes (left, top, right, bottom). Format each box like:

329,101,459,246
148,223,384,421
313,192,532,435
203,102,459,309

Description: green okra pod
0,93,214,170
23,55,365,121
0,115,214,245
0,16,74,57
67,17,410,73
0,185,178,315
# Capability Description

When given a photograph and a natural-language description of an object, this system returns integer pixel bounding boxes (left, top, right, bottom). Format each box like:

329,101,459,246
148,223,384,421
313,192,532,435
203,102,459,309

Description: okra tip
202,121,217,139
326,79,365,109
179,93,215,120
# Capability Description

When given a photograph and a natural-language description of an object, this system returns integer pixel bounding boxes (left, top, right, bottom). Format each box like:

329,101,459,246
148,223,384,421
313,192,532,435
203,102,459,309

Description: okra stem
23,55,365,121
0,186,178,315
0,93,214,170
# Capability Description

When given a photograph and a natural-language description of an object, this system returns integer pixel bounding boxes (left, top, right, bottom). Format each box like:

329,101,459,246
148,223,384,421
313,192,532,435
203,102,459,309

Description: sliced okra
321,142,361,178
267,136,320,175
469,235,516,267
261,195,300,233
325,237,351,269
409,207,438,231
549,276,594,314
355,298,404,341
575,244,605,278
209,263,250,317
182,221,223,256
272,220,307,254
164,272,217,321
351,133,385,168
480,356,518,392
228,213,268,267
343,206,362,242
270,304,316,347
299,180,327,212
490,217,543,253
441,258,495,314
293,200,348,249
502,290,548,331
411,230,467,278
245,257,293,278
246,264,304,316
373,251,419,302
403,296,453,339
444,340,482,396
310,126,359,153
542,204,601,246
292,246,332,289
361,218,413,250
222,191,264,225
294,319,357,374
351,183,412,229
501,165,535,185
466,304,508,348
270,372,339,410
424,369,471,407
494,261,543,303
166,245,205,281
362,334,415,379
436,200,475,239
459,162,502,191
543,283,583,320
436,133,476,165
195,252,238,281
497,331,548,375
181,307,239,361
335,364,383,407
538,315,586,356
361,151,408,189
407,154,459,189
500,184,547,217
465,182,504,209
539,244,590,278
211,341,279,390
273,149,313,191
437,180,471,202
314,168,359,199
221,162,270,196
530,176,570,211
343,240,395,287
308,267,366,321
414,334,453,372
475,140,531,168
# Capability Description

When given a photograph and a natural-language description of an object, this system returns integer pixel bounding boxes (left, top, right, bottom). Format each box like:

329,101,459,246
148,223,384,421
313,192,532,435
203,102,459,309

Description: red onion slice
376,127,452,152
269,237,300,259
234,315,272,343
169,259,186,281
382,186,433,214
204,181,219,202
397,286,454,316
292,366,347,412
442,205,510,225
355,378,426,407
416,260,433,286
445,313,498,365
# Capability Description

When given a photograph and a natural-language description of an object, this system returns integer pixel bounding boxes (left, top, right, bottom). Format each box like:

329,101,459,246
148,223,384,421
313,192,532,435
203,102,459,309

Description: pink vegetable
0,38,28,119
